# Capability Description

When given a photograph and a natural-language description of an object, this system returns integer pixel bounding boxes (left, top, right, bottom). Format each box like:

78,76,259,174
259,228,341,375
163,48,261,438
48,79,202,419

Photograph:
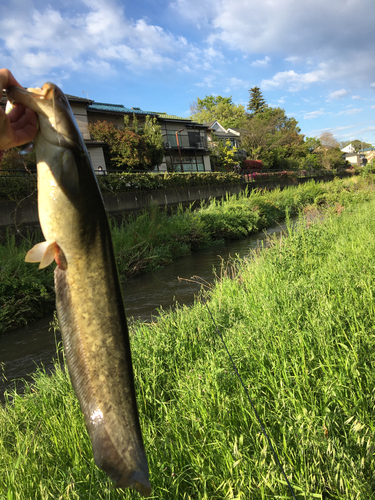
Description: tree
247,87,268,116
0,146,36,171
189,95,246,129
340,139,373,151
88,115,164,171
88,120,152,171
304,137,321,153
138,115,164,168
241,106,305,168
209,137,239,171
319,132,340,149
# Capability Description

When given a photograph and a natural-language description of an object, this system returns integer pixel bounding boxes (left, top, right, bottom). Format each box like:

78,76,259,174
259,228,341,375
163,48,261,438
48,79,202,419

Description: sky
1,0,375,145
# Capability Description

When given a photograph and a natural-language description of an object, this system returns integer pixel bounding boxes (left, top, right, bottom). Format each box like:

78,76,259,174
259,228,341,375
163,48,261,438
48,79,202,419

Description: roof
65,93,93,104
157,112,193,122
88,102,157,115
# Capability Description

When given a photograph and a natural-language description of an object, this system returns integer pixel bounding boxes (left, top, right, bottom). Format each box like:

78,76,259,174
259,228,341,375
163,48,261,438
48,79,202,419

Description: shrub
242,159,263,171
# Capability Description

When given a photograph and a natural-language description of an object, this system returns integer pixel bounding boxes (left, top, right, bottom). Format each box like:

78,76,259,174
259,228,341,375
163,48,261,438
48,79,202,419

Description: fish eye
58,96,66,103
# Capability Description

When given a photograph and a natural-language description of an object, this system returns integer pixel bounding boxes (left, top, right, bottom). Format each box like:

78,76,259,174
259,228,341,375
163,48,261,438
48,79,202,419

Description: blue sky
1,0,375,144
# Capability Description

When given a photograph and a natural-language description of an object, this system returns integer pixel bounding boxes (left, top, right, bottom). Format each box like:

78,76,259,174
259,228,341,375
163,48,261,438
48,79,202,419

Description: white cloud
327,89,349,100
174,0,375,90
0,0,196,81
304,109,325,120
251,56,270,68
194,76,215,88
226,77,249,89
284,56,303,64
352,95,361,100
371,105,375,109
334,108,363,116
261,68,326,92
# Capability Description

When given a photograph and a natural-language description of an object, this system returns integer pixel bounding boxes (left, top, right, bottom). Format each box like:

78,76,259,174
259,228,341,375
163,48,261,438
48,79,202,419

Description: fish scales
6,83,151,496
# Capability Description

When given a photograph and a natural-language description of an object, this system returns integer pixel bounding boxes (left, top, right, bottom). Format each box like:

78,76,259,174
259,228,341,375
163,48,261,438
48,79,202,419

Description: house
1,90,212,173
364,149,375,163
341,143,356,153
86,102,211,172
343,153,367,167
205,120,241,149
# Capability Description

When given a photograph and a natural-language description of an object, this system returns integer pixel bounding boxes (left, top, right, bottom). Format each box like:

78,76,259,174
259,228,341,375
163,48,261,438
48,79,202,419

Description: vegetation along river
0,219,289,401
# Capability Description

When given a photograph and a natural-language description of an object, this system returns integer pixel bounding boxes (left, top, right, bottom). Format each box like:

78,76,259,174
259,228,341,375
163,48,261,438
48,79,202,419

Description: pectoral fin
60,150,79,198
25,241,56,269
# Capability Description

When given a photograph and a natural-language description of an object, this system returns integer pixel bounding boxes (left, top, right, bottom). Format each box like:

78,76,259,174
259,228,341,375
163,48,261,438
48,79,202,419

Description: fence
241,168,352,183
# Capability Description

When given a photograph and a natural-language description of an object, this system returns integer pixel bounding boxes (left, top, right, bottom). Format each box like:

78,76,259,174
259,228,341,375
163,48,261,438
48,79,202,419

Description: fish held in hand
6,83,151,496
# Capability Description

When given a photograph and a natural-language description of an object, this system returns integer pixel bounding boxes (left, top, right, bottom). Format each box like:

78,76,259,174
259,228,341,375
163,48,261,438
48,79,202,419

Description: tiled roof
157,112,192,121
88,102,157,115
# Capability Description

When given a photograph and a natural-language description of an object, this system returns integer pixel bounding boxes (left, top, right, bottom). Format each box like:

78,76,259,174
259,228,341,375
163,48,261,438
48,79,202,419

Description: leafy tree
88,115,164,171
304,137,321,153
0,146,36,171
247,87,268,116
241,107,305,168
190,95,246,129
209,137,239,171
138,116,164,168
88,120,152,171
340,139,373,151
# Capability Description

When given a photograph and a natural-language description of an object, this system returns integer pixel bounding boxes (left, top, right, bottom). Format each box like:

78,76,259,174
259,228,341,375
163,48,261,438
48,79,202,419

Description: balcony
163,131,208,150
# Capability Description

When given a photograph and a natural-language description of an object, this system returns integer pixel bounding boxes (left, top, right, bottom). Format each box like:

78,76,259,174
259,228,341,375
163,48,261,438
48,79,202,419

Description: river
0,219,289,400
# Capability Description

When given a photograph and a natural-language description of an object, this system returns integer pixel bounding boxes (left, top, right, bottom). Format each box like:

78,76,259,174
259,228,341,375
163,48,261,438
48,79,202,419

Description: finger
0,68,23,90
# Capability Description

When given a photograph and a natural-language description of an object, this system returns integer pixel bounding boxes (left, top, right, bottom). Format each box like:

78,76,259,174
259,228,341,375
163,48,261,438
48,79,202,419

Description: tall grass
0,232,54,333
1,175,375,333
1,195,375,498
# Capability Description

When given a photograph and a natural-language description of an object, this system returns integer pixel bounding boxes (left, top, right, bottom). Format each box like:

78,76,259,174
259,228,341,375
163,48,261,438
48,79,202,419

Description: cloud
174,0,375,90
251,56,270,68
352,95,361,100
0,0,196,81
304,109,325,120
226,77,249,89
284,56,303,64
261,68,326,92
327,89,349,101
334,108,363,116
194,76,215,88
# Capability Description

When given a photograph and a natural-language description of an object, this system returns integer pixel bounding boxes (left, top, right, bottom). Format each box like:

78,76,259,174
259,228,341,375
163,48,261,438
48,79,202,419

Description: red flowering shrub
242,159,264,172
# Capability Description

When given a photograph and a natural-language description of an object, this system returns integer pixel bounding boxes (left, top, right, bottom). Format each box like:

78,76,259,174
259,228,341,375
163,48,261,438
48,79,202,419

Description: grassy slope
1,195,375,498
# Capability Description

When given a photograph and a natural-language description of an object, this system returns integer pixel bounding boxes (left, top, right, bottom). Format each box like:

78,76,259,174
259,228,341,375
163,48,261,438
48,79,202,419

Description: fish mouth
6,83,56,111
6,82,83,150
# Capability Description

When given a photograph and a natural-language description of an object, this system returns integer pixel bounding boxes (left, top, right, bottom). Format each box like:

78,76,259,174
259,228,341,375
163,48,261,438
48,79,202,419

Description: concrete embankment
0,172,351,231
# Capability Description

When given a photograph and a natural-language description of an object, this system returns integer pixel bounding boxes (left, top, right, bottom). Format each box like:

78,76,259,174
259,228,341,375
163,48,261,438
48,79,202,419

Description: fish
6,83,151,496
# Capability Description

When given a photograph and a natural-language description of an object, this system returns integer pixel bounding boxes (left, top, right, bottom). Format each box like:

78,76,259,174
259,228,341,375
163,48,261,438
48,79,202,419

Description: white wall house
341,143,356,153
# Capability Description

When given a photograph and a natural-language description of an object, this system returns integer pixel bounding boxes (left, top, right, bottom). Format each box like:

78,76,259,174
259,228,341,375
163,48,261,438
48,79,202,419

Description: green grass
0,232,55,333
2,175,375,333
1,194,375,498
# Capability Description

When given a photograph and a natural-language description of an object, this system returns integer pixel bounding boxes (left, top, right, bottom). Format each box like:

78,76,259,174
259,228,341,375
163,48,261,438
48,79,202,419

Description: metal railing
241,168,350,182
163,132,208,150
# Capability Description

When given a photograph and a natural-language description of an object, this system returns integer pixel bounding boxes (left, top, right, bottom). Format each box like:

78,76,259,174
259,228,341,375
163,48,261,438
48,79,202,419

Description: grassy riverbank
2,175,375,333
2,193,375,498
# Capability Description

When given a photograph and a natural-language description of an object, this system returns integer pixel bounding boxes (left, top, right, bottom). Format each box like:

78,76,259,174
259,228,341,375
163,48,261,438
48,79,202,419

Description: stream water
0,220,289,400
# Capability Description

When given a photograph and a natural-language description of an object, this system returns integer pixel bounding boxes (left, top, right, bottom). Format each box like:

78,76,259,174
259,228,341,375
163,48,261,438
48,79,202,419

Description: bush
242,159,263,172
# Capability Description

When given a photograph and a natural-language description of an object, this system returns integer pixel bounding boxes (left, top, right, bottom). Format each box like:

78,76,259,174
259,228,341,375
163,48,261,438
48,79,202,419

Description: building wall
88,112,148,128
87,146,106,171
70,103,91,140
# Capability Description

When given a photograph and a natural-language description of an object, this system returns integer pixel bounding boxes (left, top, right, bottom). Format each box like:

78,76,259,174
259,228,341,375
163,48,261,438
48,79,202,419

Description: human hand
0,68,38,150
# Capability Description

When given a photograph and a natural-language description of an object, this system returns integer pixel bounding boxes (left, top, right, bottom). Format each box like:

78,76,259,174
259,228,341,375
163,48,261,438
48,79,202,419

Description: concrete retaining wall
0,173,348,229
